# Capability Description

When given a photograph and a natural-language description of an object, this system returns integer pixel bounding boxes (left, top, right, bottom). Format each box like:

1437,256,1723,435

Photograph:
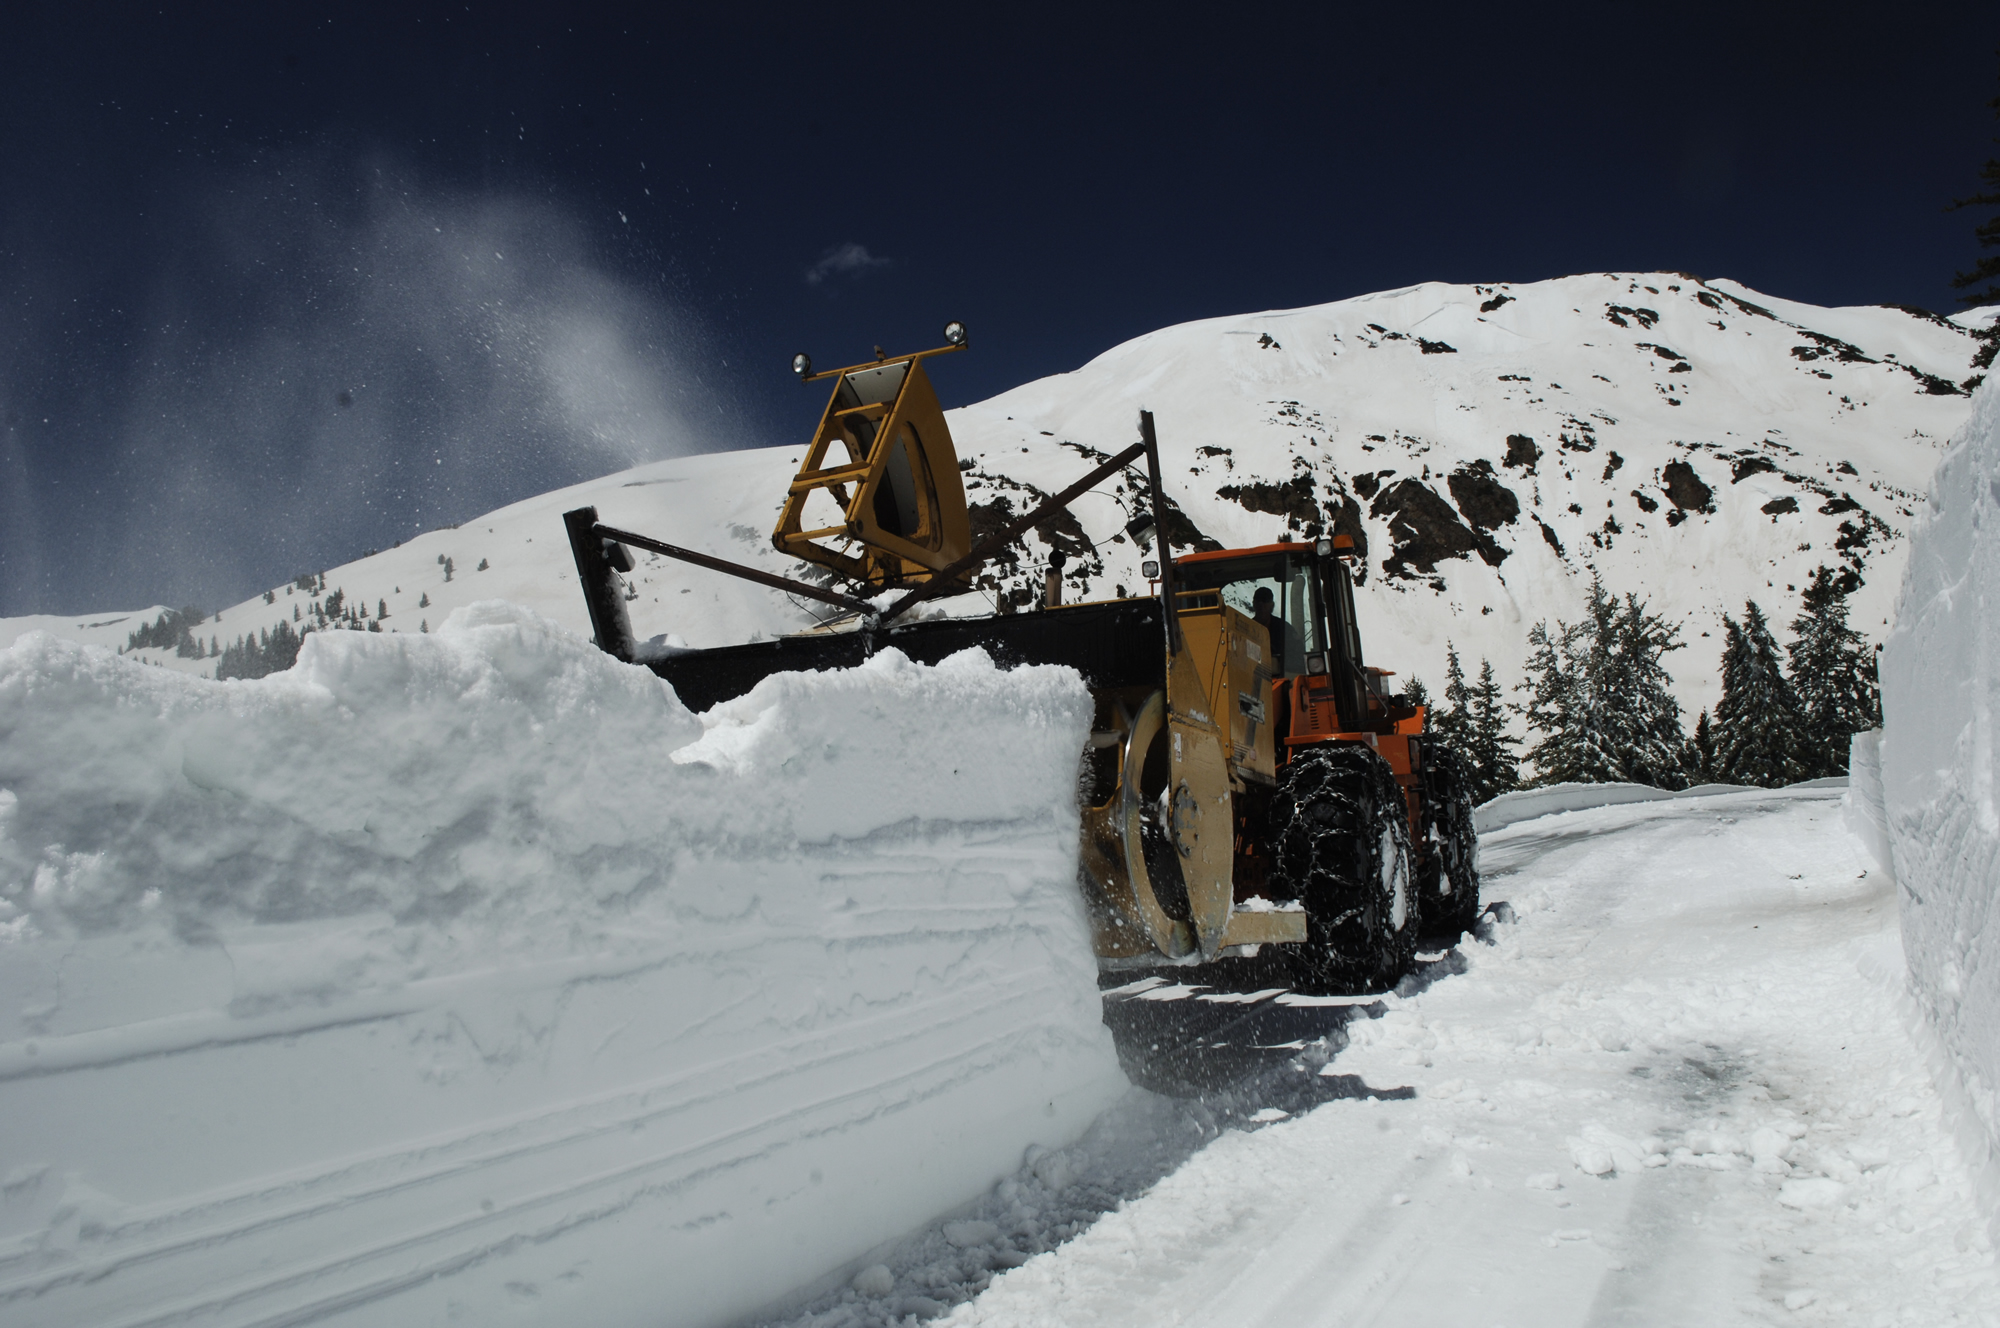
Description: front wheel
1270,744,1416,994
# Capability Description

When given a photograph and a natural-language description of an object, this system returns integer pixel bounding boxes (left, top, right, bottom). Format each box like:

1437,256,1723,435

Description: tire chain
1270,744,1416,993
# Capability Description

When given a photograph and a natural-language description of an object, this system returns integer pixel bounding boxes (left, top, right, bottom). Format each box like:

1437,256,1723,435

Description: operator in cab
1250,585,1300,676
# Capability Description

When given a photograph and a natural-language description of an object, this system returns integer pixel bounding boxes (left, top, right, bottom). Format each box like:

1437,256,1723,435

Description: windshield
1177,553,1322,675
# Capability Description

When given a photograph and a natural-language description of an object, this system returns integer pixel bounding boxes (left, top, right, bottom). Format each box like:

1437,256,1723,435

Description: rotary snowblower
563,323,1480,998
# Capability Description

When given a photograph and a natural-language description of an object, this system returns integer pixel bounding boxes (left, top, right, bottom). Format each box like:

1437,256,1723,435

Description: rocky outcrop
1370,479,1506,578
1661,459,1714,513
1447,459,1520,531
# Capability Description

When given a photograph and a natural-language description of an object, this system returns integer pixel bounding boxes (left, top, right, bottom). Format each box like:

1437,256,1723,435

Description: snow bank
1844,729,1893,878
0,605,1124,1328
1471,777,1844,833
1881,376,2000,1226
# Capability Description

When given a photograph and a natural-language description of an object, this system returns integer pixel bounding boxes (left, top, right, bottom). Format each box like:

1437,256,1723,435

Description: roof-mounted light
942,320,968,347
792,352,812,379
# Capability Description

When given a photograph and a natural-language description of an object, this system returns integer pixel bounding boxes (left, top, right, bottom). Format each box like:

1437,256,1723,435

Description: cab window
1179,554,1323,676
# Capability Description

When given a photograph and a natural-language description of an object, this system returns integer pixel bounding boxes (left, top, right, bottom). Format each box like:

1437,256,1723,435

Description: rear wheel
1270,744,1416,994
1419,744,1482,941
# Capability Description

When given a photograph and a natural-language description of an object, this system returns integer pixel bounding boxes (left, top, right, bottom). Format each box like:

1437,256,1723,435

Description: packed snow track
767,787,1999,1328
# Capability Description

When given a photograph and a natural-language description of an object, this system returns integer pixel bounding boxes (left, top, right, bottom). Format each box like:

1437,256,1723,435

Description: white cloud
805,242,890,287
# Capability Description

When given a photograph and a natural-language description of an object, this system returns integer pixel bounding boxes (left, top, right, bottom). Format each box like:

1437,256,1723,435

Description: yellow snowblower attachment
773,329,973,590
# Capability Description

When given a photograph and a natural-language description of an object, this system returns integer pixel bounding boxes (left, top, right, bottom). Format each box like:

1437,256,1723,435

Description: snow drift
0,606,1125,1328
1881,376,2000,1222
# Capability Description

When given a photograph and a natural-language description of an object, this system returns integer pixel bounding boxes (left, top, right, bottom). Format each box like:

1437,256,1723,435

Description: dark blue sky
3,2,1996,615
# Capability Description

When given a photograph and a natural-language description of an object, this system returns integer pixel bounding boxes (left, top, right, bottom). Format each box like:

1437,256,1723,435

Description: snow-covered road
790,787,1999,1328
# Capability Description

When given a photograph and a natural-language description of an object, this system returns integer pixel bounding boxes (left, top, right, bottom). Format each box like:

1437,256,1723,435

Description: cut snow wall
0,606,1126,1328
1881,378,2000,1227
1845,729,1893,878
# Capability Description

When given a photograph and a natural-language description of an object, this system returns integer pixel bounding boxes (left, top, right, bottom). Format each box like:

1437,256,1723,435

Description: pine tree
1515,578,1685,787
377,598,388,620
1465,657,1521,802
1606,592,1688,789
1949,51,2000,389
263,620,303,673
1684,709,1717,785
1567,582,1631,783
1433,645,1474,753
1401,675,1431,717
1517,616,1589,784
1712,602,1806,787
1786,567,1882,778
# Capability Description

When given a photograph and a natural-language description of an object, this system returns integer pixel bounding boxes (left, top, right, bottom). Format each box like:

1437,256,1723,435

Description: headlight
1315,537,1334,558
1141,559,1160,580
942,320,968,346
792,352,812,378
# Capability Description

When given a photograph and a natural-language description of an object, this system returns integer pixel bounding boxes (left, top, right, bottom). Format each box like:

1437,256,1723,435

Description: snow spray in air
0,155,758,616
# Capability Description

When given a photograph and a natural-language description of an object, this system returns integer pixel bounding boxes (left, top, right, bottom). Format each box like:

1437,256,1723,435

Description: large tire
1418,744,1482,941
1270,744,1417,994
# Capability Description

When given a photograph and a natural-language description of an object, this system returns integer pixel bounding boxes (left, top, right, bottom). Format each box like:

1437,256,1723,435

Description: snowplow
563,325,1479,994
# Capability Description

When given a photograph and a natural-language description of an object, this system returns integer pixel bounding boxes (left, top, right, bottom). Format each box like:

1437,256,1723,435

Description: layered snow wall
1882,377,2000,1219
0,605,1125,1328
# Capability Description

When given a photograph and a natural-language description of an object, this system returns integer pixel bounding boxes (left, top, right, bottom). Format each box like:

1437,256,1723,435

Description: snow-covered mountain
19,272,1981,722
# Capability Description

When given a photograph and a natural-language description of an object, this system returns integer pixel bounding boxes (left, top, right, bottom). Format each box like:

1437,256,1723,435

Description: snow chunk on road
1778,1178,1849,1210
0,608,1125,1328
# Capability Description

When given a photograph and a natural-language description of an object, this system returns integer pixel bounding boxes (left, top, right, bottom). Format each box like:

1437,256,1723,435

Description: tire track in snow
913,788,2000,1328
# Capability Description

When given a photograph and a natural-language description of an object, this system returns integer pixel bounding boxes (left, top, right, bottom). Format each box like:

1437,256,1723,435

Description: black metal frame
562,414,1183,708
638,595,1170,712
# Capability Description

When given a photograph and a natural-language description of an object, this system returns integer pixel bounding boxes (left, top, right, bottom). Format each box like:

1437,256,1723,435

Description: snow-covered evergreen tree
1712,602,1806,787
1465,657,1521,802
1432,644,1473,753
1605,591,1687,789
1517,615,1590,784
1684,709,1717,785
1785,567,1882,778
1516,578,1685,787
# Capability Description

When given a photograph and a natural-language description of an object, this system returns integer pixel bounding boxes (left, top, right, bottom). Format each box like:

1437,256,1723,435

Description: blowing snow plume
0,157,755,617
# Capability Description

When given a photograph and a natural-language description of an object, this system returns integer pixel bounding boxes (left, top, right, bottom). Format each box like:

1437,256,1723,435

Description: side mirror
1125,509,1158,553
